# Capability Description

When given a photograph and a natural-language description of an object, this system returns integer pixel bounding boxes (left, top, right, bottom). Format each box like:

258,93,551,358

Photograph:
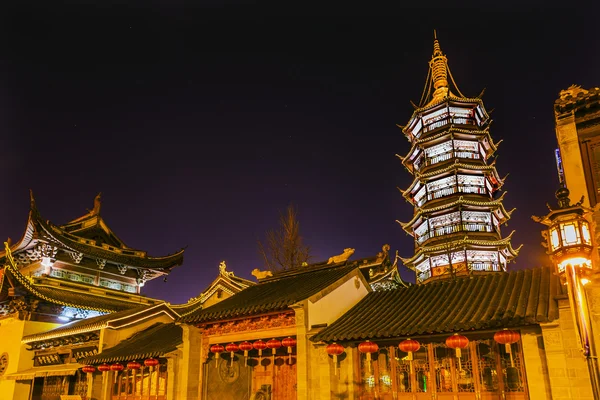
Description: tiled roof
312,267,560,342
180,262,358,324
81,323,182,364
22,303,177,343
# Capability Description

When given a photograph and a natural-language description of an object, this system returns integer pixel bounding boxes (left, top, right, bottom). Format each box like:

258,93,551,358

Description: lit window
561,222,580,245
581,222,591,245
550,228,560,250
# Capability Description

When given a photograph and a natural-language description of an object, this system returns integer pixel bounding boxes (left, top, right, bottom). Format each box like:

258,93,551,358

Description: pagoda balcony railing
417,261,502,282
416,223,496,244
421,150,481,168
425,184,488,202
421,116,477,134
469,261,501,272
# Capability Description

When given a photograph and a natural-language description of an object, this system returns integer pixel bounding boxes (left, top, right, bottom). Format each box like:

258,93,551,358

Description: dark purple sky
2,3,599,303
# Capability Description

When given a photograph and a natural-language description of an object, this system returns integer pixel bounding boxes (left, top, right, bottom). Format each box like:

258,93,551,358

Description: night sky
2,3,599,303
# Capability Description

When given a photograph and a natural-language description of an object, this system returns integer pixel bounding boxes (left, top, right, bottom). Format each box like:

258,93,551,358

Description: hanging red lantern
97,363,110,372
326,343,345,375
144,358,159,368
253,339,267,363
358,340,379,373
398,338,420,361
282,337,297,363
110,363,124,372
210,344,225,369
494,329,520,366
127,361,141,370
81,365,96,374
225,343,239,367
494,329,520,350
446,333,469,358
266,339,281,355
239,341,253,366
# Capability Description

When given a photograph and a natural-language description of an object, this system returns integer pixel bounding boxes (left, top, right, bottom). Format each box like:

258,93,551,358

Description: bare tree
257,204,311,272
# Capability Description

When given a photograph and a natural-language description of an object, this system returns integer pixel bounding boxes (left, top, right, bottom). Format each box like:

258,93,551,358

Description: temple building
0,193,185,399
1,37,600,400
397,34,520,282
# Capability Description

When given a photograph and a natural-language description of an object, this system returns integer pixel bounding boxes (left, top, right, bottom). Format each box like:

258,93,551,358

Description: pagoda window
410,118,423,139
426,176,457,201
461,211,493,233
449,106,476,127
415,259,431,282
50,269,66,279
457,175,487,195
453,140,481,160
424,141,454,166
466,250,501,272
414,185,427,207
414,222,430,244
423,108,450,133
429,211,461,237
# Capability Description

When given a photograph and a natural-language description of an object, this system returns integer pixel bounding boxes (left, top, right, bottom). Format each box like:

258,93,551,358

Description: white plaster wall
308,275,368,329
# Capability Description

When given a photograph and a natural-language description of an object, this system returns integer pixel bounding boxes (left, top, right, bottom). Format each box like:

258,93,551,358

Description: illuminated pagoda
397,34,520,282
0,192,185,321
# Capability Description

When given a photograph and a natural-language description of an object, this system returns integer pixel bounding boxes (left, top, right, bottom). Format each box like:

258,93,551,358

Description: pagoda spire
429,30,449,103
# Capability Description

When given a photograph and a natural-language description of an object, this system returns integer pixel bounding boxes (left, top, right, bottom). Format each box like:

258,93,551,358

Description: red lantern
97,363,110,372
282,337,297,363
81,365,96,374
225,343,239,367
210,344,225,369
253,339,267,363
110,363,124,383
446,333,469,359
266,339,281,355
399,338,420,361
144,358,159,368
494,329,520,366
358,340,379,373
326,343,345,375
239,341,253,366
127,361,141,370
110,363,124,372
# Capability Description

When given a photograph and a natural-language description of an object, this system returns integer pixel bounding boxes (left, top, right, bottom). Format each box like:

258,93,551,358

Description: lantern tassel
244,350,249,367
333,354,338,376
287,346,292,364
230,351,235,368
215,353,219,369
258,349,262,365
366,352,372,373
506,343,514,367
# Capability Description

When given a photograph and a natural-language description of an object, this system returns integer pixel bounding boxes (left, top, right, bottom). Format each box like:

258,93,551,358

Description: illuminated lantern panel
581,221,591,244
560,221,581,246
550,227,560,251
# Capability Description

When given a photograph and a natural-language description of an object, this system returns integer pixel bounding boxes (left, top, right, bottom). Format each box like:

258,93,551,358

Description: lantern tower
398,33,520,283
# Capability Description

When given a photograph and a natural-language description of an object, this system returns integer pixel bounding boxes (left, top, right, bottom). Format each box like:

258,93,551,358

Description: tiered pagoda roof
396,35,520,283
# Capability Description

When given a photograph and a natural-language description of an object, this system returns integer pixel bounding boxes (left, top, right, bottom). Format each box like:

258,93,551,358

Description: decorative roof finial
430,31,449,95
29,189,36,210
92,193,101,215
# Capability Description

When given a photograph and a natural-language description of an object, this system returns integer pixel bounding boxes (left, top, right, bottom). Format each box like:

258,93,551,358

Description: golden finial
429,31,448,95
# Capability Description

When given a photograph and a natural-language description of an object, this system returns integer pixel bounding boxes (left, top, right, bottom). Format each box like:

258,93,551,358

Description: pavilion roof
179,261,361,324
81,323,182,364
311,267,560,342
